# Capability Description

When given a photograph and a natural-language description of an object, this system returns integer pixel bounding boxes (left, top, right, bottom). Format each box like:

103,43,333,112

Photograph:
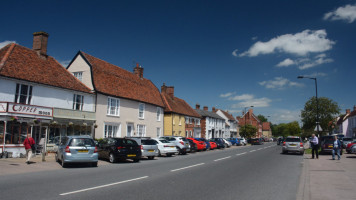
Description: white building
195,105,225,139
214,108,238,138
0,32,95,157
67,52,165,139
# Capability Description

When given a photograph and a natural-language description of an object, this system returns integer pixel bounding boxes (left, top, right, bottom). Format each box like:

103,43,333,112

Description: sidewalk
297,152,356,200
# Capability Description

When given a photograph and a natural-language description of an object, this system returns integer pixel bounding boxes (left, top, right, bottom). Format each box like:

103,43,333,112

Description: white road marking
257,148,263,150
214,156,231,162
171,163,205,172
60,176,149,196
236,152,247,156
250,150,256,152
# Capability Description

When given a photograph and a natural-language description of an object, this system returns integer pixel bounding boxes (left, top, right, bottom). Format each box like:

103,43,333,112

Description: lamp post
244,106,254,138
297,75,320,136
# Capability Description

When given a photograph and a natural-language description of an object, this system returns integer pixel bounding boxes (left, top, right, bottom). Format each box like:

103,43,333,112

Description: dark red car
187,138,206,151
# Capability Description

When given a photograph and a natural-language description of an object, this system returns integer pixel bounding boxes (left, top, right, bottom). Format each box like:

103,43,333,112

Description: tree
301,96,340,136
271,121,301,137
239,124,257,138
257,114,268,123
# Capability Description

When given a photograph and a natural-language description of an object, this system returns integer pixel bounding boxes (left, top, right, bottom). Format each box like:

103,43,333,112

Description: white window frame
104,123,121,138
14,83,33,104
73,94,84,111
107,97,120,116
73,72,83,82
137,124,146,137
139,103,145,119
156,127,161,137
156,107,161,121
179,116,182,126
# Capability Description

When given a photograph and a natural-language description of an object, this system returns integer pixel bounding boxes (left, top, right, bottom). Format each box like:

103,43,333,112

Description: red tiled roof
262,122,271,130
161,93,201,118
0,43,92,93
79,52,164,107
217,109,235,121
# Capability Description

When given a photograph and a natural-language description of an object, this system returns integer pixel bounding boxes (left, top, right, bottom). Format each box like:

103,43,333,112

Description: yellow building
163,113,185,136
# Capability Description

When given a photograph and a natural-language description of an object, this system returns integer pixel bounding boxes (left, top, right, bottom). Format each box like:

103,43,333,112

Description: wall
163,113,185,136
66,54,94,90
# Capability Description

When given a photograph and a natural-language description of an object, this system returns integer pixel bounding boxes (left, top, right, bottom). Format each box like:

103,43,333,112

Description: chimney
354,105,356,111
196,104,200,110
346,109,351,114
166,86,174,98
212,107,216,112
161,83,167,93
33,31,49,57
133,63,144,78
203,106,208,111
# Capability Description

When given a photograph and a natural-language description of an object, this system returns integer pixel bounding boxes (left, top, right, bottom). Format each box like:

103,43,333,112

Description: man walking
310,134,319,159
332,135,342,160
23,134,35,164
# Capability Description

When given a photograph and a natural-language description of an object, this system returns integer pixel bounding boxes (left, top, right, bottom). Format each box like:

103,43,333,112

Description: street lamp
297,75,320,136
244,106,254,138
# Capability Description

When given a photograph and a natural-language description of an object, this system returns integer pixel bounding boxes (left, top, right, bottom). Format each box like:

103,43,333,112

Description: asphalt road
0,143,304,200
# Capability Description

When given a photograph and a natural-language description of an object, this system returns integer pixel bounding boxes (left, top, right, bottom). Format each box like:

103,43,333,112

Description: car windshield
181,138,188,142
159,139,170,143
285,138,300,142
69,138,95,147
141,140,158,145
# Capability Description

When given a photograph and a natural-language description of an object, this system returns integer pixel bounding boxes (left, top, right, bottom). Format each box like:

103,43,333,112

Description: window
196,119,200,125
156,127,161,137
139,103,145,119
73,72,83,82
14,83,32,104
73,94,84,110
104,124,119,138
107,97,120,116
179,116,182,126
137,124,146,137
156,107,161,121
185,117,189,124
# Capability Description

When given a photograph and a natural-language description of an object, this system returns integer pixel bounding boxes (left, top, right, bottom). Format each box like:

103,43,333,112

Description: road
0,143,303,200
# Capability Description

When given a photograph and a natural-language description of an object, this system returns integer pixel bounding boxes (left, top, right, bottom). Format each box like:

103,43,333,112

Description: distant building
236,109,262,138
262,122,272,138
214,108,239,138
195,105,225,139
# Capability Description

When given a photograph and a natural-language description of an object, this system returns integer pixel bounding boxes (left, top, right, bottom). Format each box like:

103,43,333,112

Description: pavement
297,150,356,200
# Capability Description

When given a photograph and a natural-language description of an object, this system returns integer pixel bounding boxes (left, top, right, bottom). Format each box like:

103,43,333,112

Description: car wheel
92,162,98,167
158,150,162,157
347,150,351,154
300,151,304,155
61,157,67,168
109,153,117,163
148,156,154,160
133,159,140,163
167,153,172,157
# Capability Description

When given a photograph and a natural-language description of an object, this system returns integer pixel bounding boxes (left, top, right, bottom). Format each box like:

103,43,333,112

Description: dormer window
73,72,83,82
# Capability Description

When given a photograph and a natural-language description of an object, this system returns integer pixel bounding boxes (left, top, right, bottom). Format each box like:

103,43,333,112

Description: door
127,124,133,137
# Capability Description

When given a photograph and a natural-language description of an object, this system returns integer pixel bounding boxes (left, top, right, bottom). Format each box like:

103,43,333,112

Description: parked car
159,136,190,155
195,138,211,150
187,139,197,153
209,141,217,150
55,136,98,168
151,138,178,157
277,137,284,145
251,138,264,145
320,136,335,155
209,138,225,149
187,138,206,151
351,144,356,154
282,136,304,155
97,137,141,163
130,138,159,160
222,138,232,148
238,137,247,146
342,137,353,149
228,138,240,146
346,140,356,153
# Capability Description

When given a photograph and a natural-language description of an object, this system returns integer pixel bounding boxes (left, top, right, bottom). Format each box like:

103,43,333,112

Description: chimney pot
32,31,49,57
196,104,200,109
133,63,144,78
346,109,351,114
203,106,208,111
212,107,216,112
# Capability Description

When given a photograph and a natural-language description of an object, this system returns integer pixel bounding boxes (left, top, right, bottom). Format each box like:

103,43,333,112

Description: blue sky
1,0,355,124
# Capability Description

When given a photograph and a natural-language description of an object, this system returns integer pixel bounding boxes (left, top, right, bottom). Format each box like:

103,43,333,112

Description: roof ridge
161,93,172,111
0,43,16,70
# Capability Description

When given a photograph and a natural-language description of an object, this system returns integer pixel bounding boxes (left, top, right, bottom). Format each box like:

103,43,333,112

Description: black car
209,138,225,149
320,135,343,155
97,138,141,163
187,139,197,153
251,138,264,145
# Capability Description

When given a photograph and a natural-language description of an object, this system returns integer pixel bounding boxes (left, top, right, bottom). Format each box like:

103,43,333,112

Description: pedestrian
332,135,342,160
23,134,35,164
310,134,319,159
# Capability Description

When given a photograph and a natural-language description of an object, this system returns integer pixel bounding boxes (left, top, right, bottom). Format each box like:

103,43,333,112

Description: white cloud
220,92,235,98
259,77,303,90
324,4,356,23
0,40,16,48
59,60,71,68
228,94,254,101
232,97,271,108
239,29,335,57
308,72,327,77
232,49,239,57
298,54,333,70
271,109,301,124
276,58,295,67
252,36,258,40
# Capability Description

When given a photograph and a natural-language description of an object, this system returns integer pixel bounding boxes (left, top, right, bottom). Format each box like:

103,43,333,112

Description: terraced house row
0,32,241,158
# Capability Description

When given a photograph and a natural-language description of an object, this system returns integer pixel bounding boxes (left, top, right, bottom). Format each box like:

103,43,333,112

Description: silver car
222,138,232,148
140,139,159,160
159,136,190,155
282,136,304,155
55,136,98,168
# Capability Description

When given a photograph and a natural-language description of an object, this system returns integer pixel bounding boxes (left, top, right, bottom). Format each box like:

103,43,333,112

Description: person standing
23,134,35,164
310,134,319,159
332,135,342,160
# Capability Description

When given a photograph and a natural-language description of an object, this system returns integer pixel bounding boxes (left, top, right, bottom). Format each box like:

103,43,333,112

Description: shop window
14,83,33,104
5,122,28,144
0,122,4,144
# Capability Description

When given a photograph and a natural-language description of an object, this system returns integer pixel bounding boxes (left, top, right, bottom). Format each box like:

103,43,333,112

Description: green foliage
257,114,268,122
271,121,301,137
301,96,340,135
240,124,257,138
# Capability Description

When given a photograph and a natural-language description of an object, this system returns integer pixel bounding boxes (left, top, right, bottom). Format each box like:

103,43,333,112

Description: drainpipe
2,121,7,155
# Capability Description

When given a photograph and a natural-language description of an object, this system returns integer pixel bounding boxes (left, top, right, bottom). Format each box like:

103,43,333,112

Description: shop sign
0,102,7,112
7,102,53,117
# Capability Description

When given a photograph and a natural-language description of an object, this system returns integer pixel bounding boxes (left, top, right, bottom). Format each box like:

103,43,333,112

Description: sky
1,0,355,124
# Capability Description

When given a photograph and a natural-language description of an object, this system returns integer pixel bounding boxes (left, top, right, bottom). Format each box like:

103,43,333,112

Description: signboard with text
5,102,53,117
